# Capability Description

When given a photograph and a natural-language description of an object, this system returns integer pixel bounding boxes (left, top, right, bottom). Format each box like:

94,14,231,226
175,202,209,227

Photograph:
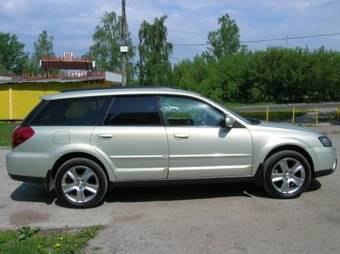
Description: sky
1,0,340,62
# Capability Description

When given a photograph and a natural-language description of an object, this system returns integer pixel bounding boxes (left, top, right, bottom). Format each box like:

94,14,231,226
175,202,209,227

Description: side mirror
224,116,235,128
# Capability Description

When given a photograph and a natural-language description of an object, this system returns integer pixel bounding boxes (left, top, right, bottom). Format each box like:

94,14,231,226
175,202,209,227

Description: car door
160,95,253,179
92,95,169,181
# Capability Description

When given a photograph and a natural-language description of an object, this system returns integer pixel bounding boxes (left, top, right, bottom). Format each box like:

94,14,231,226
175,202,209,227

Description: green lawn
224,101,274,109
0,226,100,254
0,122,18,147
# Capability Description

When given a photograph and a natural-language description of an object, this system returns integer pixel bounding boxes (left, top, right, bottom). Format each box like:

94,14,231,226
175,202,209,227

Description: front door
92,95,168,181
160,96,253,179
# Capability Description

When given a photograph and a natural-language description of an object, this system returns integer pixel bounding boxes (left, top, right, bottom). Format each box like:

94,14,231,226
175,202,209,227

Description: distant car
6,88,337,208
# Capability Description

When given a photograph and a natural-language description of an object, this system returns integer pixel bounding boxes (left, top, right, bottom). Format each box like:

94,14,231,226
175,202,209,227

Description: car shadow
10,179,322,206
10,183,55,205
105,178,322,203
306,179,322,192
105,182,270,203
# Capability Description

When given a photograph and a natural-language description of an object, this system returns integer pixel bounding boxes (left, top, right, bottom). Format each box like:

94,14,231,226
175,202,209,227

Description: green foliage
30,30,55,74
138,15,173,86
173,52,250,102
0,32,28,74
16,226,41,241
89,11,135,82
173,47,340,103
0,122,17,147
206,13,243,59
33,31,54,60
0,226,100,254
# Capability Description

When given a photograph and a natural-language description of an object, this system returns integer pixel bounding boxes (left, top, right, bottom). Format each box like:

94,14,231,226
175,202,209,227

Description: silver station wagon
6,88,337,208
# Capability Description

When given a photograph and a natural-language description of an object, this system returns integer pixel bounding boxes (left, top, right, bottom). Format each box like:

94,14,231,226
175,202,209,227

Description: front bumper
314,159,337,178
306,146,337,176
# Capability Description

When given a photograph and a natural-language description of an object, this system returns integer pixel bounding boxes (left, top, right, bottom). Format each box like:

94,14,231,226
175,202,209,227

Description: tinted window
104,96,161,126
22,100,48,126
30,96,111,126
160,96,225,127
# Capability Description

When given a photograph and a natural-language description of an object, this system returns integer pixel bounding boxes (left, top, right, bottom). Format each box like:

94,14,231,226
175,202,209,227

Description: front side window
104,95,161,126
160,96,225,127
30,96,111,126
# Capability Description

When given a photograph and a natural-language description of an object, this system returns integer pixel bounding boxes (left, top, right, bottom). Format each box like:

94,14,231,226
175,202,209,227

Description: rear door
92,95,169,181
160,95,253,179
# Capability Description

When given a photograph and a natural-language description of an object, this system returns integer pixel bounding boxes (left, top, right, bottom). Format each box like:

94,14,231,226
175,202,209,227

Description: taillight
12,126,35,149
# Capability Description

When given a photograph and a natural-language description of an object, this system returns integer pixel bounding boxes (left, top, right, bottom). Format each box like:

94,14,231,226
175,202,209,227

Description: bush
173,47,340,103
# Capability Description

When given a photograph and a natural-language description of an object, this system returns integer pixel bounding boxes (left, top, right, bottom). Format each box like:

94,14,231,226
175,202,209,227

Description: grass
224,101,274,109
0,226,100,254
0,122,18,147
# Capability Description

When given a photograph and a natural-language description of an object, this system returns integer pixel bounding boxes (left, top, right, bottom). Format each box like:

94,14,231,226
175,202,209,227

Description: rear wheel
55,158,108,208
263,150,311,198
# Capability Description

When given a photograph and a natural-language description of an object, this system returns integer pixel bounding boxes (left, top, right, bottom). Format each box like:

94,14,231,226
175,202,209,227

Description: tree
206,14,242,59
138,15,173,86
89,11,134,81
31,30,54,72
0,32,28,74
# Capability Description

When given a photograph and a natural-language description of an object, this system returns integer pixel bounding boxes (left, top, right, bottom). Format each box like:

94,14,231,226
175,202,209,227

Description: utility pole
120,0,128,86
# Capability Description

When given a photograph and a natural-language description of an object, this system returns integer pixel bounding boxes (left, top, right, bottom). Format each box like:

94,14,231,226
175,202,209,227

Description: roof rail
61,86,176,93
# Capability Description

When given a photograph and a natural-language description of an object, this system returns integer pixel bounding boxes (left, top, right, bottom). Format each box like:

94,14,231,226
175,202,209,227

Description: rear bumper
8,174,46,184
6,151,51,178
8,171,53,191
6,151,54,190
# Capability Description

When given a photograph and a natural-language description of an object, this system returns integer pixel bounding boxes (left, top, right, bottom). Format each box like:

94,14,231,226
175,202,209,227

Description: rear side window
104,96,162,126
30,96,111,126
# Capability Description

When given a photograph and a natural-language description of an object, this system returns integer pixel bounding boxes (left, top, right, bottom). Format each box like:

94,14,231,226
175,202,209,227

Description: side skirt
110,176,255,188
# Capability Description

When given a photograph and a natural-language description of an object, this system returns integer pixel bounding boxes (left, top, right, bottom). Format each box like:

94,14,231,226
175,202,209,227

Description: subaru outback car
6,88,337,208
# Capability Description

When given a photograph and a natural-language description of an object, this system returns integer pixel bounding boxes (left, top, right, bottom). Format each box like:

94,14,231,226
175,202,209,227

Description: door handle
173,134,190,139
98,134,113,139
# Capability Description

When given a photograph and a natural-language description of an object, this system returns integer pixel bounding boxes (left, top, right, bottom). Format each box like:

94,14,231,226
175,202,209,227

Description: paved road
237,102,340,112
0,127,339,254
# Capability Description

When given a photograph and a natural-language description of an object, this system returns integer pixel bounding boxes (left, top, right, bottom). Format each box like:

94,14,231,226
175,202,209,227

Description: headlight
318,136,332,147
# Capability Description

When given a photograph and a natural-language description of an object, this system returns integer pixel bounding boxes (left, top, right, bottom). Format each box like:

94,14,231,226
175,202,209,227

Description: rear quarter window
29,96,112,126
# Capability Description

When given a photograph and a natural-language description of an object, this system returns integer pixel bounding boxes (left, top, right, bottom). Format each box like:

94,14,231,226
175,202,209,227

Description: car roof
42,87,200,101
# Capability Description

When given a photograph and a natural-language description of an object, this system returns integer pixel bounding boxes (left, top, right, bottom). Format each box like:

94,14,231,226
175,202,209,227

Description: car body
6,88,337,207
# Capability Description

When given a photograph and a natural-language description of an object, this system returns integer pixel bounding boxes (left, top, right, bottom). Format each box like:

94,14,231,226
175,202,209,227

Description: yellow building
0,80,113,121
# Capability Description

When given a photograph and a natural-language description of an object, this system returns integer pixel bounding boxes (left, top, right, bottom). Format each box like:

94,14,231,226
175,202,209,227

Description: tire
55,158,108,208
263,150,311,199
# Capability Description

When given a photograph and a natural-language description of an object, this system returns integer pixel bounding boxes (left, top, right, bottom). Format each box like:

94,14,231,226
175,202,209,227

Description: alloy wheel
271,157,306,194
61,166,99,204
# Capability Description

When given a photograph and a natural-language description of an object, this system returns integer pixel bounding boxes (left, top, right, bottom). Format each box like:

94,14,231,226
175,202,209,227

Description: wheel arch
254,144,316,186
51,152,110,182
263,145,315,177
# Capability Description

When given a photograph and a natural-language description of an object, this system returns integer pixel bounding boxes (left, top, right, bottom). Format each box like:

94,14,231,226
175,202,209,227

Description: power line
242,32,340,43
168,29,206,37
172,31,340,47
173,43,208,47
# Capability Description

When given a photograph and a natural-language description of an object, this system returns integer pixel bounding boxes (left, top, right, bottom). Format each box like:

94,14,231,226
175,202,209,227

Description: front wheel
263,150,311,198
55,158,108,208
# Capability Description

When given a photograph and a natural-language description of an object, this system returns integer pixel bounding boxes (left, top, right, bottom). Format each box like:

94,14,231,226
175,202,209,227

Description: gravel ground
0,127,339,254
